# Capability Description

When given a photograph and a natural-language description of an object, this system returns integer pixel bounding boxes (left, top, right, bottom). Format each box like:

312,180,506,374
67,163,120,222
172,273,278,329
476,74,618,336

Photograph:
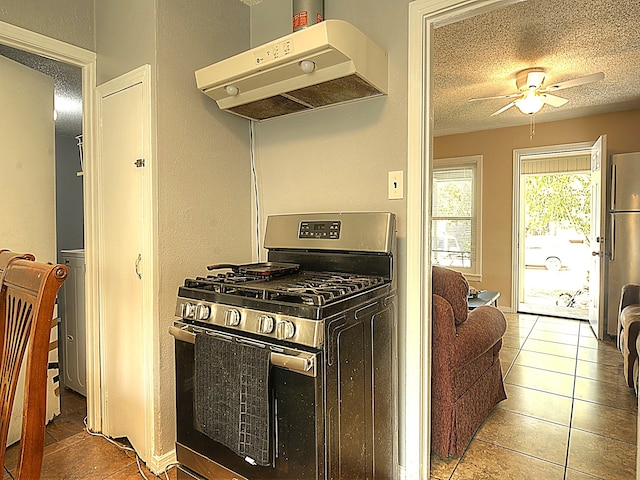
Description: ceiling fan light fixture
515,89,544,115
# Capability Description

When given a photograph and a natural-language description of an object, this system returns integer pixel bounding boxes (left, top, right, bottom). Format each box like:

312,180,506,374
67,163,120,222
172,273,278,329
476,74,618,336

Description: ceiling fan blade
490,101,516,116
541,94,569,107
468,92,521,102
543,72,605,92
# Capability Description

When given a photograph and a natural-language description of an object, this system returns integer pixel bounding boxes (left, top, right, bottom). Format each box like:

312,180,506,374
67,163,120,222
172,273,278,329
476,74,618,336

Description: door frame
0,22,101,431
511,141,593,315
407,0,521,477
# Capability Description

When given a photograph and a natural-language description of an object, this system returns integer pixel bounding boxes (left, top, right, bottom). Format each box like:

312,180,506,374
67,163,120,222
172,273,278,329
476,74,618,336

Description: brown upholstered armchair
431,266,507,458
617,284,640,391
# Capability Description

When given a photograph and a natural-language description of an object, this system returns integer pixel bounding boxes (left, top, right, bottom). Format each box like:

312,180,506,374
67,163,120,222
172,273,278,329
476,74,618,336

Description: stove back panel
264,212,395,254
268,250,393,281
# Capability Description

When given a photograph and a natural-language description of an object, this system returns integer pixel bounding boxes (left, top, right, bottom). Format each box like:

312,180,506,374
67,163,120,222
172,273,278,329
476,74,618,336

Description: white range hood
195,20,388,121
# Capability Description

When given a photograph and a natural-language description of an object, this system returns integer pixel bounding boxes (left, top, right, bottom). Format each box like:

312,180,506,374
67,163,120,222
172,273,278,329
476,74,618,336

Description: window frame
432,154,483,281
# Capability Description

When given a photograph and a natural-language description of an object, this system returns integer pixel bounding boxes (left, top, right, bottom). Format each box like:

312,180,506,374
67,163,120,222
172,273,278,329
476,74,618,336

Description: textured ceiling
433,0,640,136
0,44,82,137
3,0,638,138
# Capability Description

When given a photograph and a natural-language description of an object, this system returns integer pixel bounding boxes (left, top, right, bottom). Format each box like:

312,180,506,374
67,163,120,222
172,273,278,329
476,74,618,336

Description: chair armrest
432,294,458,346
452,305,507,367
621,284,640,312
431,294,458,392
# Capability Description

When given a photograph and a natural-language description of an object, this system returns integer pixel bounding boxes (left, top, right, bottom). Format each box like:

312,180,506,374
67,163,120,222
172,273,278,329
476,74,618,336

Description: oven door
170,322,324,480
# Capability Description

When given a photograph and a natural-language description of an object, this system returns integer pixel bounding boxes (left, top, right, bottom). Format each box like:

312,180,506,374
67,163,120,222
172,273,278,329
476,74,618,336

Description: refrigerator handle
611,164,617,210
610,214,616,261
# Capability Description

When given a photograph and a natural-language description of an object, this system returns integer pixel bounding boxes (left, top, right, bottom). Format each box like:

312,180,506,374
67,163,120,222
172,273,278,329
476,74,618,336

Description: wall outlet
388,171,404,199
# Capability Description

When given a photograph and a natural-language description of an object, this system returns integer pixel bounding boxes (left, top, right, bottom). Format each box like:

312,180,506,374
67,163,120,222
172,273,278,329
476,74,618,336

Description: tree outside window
432,155,482,278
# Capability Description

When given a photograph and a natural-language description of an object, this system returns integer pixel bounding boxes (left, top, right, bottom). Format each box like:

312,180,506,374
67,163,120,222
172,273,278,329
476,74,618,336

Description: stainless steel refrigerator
606,152,640,336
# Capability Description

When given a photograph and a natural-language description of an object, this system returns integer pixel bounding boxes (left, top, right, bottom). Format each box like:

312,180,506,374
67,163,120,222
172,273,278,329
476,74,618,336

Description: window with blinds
432,155,482,279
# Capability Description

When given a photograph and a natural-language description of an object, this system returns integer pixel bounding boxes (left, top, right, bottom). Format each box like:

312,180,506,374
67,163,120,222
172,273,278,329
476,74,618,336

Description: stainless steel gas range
170,212,398,480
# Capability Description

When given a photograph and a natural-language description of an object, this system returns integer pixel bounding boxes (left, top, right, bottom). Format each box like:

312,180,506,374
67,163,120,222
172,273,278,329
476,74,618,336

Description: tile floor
2,388,177,480
4,313,637,479
431,312,638,480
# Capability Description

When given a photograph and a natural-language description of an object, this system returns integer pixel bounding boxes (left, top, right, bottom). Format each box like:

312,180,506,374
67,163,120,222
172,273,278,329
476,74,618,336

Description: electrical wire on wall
250,120,262,262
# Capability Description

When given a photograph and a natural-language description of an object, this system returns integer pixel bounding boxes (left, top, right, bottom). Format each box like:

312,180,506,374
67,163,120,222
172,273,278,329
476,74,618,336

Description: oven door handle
271,351,317,377
169,325,317,377
169,324,197,344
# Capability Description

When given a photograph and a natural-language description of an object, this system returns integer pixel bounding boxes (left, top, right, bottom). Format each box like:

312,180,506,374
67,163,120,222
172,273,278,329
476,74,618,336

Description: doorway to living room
515,144,594,321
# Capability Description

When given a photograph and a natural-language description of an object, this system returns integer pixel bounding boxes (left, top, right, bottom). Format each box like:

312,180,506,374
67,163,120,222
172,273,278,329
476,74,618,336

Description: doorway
409,0,631,477
515,146,593,320
0,21,99,431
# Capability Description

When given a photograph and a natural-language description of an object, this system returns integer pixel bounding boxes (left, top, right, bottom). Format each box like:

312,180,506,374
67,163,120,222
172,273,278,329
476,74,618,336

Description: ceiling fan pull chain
530,115,536,140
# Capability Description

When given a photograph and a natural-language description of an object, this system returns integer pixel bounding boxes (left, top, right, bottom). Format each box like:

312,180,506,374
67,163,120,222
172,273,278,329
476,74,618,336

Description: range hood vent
195,20,388,121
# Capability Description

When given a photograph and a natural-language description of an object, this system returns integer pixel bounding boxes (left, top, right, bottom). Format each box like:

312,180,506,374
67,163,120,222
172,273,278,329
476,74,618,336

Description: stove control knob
277,320,296,340
196,304,211,320
182,302,196,319
224,309,241,327
257,315,275,334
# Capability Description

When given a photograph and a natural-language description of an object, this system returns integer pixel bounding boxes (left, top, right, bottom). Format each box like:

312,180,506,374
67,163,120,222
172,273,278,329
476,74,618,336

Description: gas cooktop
183,270,386,307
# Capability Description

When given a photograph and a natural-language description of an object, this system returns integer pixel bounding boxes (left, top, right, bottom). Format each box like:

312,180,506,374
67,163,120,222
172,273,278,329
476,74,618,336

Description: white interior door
0,54,59,444
96,67,151,459
588,135,607,339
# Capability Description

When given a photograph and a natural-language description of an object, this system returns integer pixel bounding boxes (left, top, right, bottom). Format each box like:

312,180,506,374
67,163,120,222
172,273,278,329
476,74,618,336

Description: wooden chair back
0,253,68,478
0,250,35,284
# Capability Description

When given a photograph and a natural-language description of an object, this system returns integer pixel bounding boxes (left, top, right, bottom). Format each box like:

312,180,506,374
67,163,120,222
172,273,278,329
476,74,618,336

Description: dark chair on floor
0,251,68,479
431,265,507,458
617,283,640,392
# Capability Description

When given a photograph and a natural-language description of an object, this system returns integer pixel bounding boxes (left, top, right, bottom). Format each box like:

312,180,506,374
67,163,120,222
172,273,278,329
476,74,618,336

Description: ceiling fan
469,68,605,116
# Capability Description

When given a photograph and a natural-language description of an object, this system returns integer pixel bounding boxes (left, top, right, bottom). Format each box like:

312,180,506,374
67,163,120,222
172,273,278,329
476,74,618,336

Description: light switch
388,171,404,199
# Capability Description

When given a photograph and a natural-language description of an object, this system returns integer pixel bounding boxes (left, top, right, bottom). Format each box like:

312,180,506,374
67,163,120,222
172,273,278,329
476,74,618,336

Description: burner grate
183,271,384,306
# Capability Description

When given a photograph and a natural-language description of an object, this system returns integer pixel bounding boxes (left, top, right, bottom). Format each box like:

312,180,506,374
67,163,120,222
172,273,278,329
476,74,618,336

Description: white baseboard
145,448,178,476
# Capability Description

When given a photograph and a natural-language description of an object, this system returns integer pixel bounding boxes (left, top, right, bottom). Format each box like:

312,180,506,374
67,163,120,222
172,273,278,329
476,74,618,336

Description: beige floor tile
429,452,459,480
451,439,565,480
533,319,582,335
565,468,604,479
501,360,512,378
505,364,575,397
515,350,577,375
527,329,580,346
500,346,519,367
522,338,578,358
579,323,597,337
502,333,527,349
504,319,535,337
503,312,538,325
578,336,618,351
578,334,599,349
475,409,569,465
572,399,637,444
578,345,623,366
574,377,638,412
504,324,533,338
498,383,573,425
575,359,627,386
567,429,636,480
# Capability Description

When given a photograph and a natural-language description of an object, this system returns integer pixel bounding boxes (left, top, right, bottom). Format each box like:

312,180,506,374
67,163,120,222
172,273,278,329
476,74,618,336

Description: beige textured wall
434,108,640,309
95,0,155,85
251,0,411,466
155,0,252,455
0,0,94,50
96,0,252,457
